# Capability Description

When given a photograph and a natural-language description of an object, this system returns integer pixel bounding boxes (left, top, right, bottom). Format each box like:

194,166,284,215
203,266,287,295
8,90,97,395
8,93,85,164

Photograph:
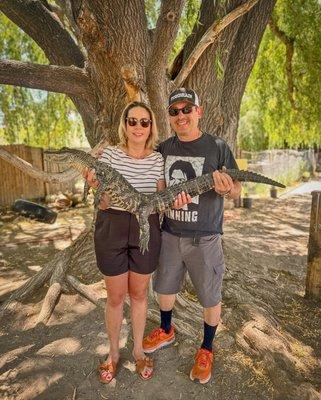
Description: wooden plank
0,145,45,206
306,190,321,299
43,152,76,195
0,144,78,206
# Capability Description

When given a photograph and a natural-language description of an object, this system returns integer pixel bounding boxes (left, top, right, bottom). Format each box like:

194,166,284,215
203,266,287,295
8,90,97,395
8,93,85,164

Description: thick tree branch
174,0,260,87
0,60,92,97
269,18,297,110
170,0,224,78
146,1,185,139
149,0,185,70
0,0,84,67
0,1,98,148
54,0,82,42
0,148,79,183
217,0,276,149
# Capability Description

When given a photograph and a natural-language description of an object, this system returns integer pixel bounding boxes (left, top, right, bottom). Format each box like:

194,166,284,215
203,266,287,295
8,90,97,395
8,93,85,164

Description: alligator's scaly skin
47,148,285,253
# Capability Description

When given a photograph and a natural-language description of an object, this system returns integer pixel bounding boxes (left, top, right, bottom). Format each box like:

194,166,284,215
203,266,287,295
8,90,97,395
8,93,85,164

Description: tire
12,199,57,224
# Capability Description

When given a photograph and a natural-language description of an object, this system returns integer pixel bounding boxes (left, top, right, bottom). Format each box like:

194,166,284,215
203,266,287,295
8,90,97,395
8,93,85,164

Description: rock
177,339,195,358
54,193,72,209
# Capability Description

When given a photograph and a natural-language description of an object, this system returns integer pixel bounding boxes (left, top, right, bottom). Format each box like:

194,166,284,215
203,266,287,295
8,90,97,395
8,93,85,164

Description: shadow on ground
0,197,320,400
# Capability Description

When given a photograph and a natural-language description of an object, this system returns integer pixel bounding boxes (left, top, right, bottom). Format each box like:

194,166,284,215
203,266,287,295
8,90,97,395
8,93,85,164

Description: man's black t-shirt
158,132,238,237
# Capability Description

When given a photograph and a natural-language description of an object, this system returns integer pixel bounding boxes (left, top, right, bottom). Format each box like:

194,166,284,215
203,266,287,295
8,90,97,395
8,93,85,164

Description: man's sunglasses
168,105,194,117
126,117,152,128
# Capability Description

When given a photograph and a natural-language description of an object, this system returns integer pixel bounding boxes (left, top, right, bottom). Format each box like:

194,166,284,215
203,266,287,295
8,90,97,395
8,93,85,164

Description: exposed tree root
175,292,203,325
235,303,320,399
148,308,200,336
37,282,62,325
0,251,59,319
0,229,99,324
147,302,199,338
66,274,103,308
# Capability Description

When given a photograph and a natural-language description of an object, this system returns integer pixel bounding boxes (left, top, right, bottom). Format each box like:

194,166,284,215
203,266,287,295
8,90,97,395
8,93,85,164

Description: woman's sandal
135,357,154,380
99,360,117,384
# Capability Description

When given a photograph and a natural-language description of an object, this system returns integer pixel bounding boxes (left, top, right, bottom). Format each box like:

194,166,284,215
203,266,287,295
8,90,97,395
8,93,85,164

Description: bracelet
221,189,231,197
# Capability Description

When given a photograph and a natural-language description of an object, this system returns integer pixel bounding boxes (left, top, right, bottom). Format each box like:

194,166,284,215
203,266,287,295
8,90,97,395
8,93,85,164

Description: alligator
47,148,285,253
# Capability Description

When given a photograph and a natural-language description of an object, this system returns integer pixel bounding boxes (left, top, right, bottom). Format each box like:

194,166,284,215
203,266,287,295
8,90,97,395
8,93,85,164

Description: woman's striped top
100,146,164,197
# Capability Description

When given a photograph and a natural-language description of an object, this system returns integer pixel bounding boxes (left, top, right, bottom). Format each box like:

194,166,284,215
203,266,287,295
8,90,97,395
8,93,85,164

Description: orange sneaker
142,326,175,353
189,348,214,384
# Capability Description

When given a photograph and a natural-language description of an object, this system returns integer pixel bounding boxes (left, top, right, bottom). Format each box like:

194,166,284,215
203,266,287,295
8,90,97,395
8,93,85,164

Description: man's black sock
201,322,218,352
160,309,172,334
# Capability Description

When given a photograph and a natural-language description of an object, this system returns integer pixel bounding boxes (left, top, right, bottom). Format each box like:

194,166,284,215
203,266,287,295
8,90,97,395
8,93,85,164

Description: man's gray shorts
153,231,225,308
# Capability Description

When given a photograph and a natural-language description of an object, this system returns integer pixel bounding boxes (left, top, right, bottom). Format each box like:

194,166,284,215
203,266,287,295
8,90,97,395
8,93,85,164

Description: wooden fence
0,145,77,206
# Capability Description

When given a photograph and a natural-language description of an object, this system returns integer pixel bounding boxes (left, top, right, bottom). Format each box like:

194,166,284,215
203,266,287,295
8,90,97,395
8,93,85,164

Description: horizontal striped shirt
100,146,164,210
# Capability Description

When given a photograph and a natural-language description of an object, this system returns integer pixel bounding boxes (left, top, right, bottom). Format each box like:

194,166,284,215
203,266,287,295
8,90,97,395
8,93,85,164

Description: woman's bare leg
104,272,128,363
128,271,151,361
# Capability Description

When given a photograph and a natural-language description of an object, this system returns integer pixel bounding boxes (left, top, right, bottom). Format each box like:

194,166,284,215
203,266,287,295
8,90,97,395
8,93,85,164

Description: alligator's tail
44,147,98,171
44,147,77,163
151,169,285,213
223,169,285,188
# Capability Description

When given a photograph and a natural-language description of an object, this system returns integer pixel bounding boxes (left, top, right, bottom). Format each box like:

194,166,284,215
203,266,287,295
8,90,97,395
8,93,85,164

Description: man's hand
212,170,234,196
172,191,192,210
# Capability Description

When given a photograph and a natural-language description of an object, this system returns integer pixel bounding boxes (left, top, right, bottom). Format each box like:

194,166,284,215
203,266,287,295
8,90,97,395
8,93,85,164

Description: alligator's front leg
83,181,90,202
93,182,108,207
138,216,150,254
136,204,153,254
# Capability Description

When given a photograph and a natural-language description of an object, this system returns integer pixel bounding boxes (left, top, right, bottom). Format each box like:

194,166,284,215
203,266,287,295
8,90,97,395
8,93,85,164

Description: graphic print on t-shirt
165,155,205,222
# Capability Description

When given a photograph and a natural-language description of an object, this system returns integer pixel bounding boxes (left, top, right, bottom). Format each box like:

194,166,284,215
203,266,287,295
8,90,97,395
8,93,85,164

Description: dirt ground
0,194,320,400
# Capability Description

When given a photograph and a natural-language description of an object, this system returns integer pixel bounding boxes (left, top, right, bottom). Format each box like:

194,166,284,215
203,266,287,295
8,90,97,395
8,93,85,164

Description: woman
86,101,188,383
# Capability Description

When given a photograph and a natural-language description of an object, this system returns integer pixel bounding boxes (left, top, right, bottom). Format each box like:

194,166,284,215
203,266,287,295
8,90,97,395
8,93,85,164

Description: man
142,88,242,384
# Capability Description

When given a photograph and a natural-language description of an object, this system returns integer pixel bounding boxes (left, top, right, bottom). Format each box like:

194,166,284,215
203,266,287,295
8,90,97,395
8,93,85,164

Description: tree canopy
0,13,85,148
2,1,318,152
0,0,275,152
239,0,321,151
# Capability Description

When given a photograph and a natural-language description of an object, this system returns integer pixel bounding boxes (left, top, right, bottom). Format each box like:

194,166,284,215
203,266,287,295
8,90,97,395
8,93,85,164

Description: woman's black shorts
94,209,161,277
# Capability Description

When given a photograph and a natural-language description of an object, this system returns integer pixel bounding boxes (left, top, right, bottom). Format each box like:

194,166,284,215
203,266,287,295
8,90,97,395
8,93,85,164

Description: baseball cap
168,88,200,108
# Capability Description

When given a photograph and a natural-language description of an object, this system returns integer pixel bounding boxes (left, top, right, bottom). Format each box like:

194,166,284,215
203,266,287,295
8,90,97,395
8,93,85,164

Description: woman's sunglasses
168,105,194,117
126,117,152,128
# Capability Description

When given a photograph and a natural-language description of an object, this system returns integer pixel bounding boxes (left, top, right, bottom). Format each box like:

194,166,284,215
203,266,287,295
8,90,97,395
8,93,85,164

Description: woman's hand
172,191,192,210
98,192,111,210
83,168,99,189
83,167,110,209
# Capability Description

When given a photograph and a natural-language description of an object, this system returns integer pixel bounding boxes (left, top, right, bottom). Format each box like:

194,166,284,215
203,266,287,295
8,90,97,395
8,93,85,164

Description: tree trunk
0,0,276,321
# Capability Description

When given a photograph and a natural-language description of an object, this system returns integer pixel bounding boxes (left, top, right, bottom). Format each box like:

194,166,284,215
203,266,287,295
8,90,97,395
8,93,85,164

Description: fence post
306,191,321,299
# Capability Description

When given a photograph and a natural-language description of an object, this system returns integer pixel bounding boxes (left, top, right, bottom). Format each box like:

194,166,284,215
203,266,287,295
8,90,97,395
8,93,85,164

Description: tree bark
0,60,92,97
146,0,185,138
174,0,260,88
0,0,85,67
219,0,276,150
